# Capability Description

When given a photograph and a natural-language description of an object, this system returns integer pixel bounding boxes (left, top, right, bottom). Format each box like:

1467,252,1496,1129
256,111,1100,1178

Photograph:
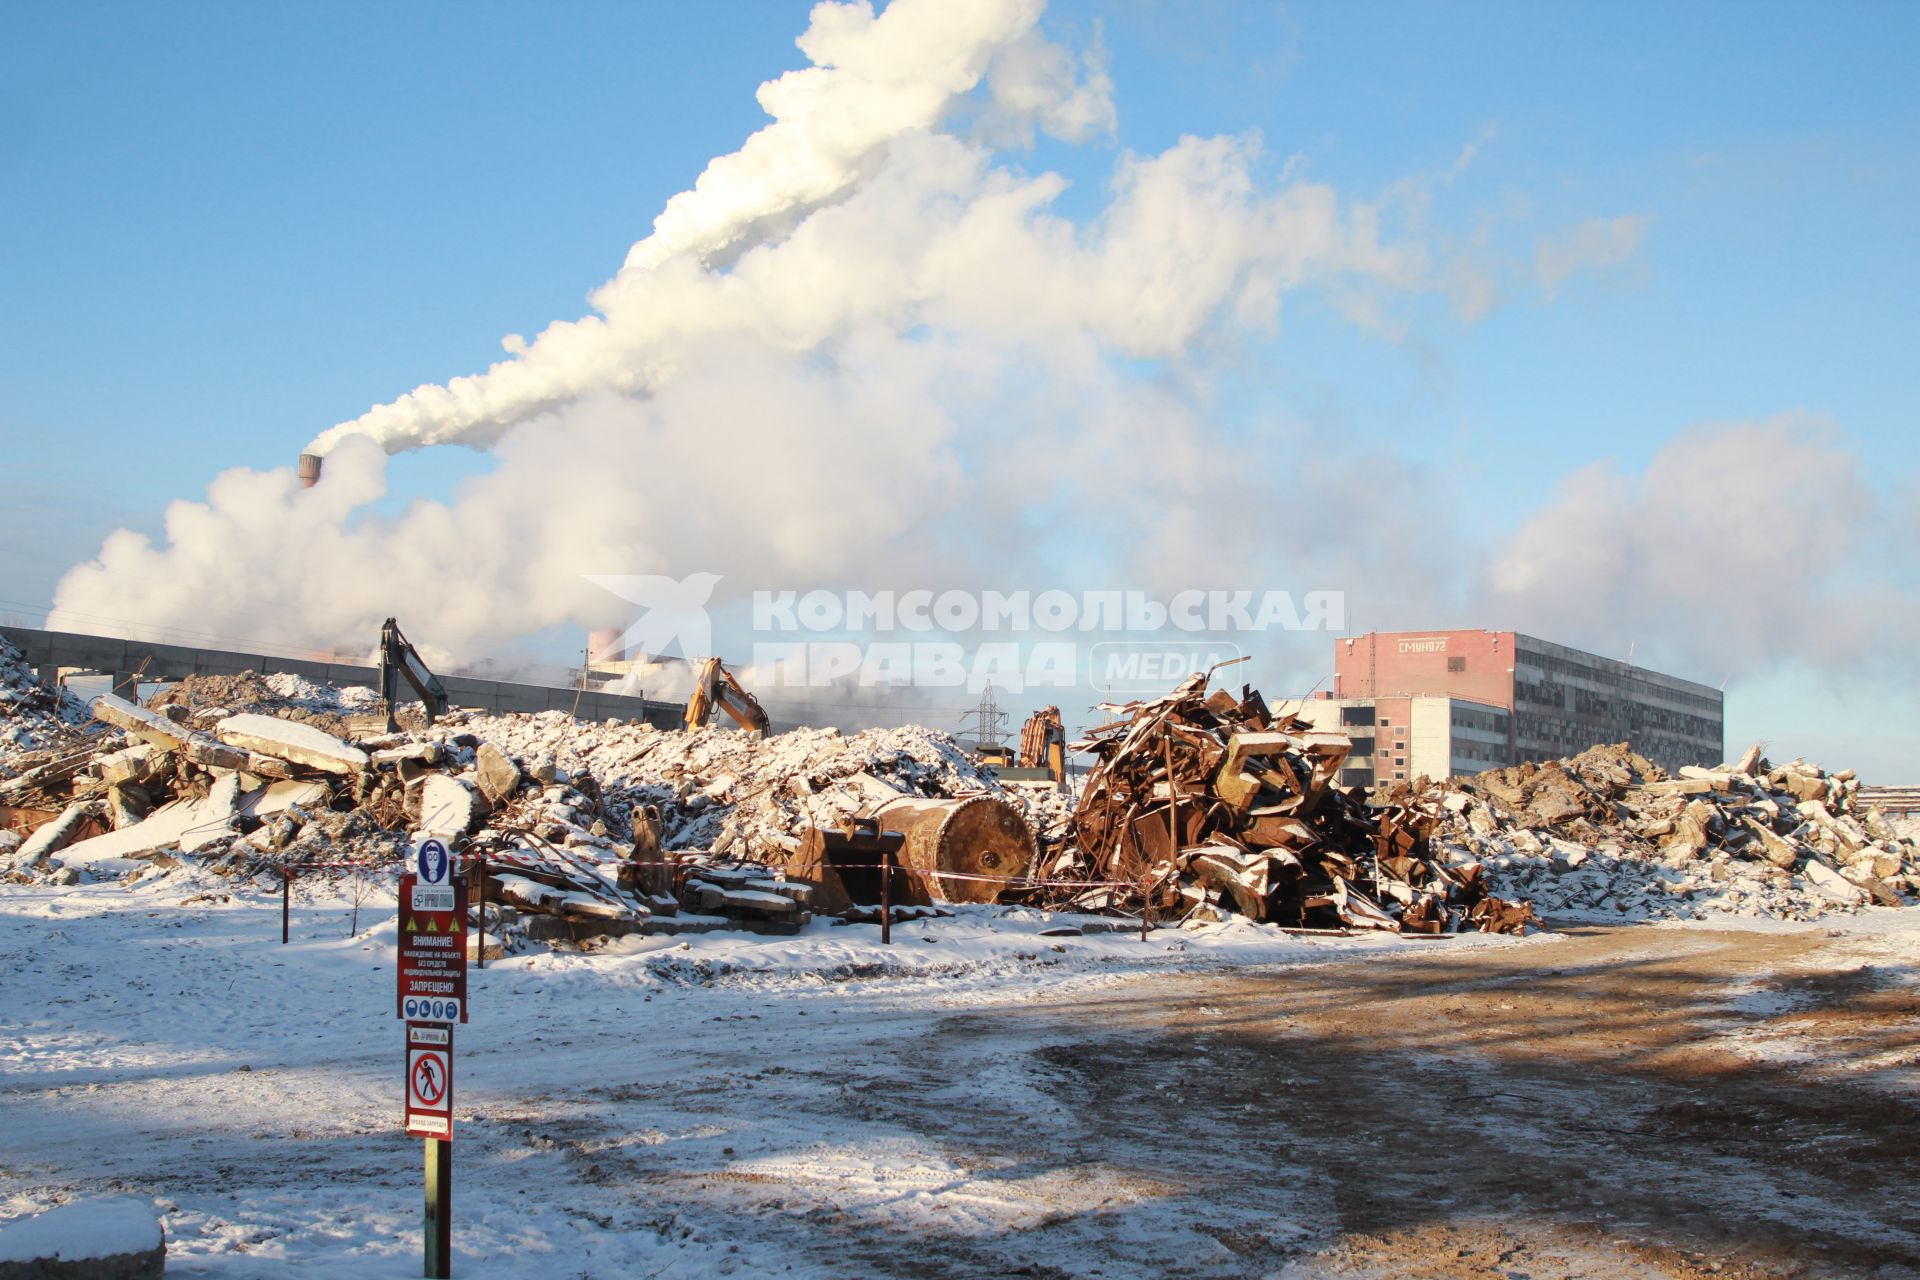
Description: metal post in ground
880,854,892,946
423,1136,452,1278
281,867,291,945
473,854,486,971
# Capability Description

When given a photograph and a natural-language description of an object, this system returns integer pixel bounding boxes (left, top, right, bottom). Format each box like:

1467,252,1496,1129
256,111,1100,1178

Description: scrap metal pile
1040,672,1532,933
1411,743,1920,921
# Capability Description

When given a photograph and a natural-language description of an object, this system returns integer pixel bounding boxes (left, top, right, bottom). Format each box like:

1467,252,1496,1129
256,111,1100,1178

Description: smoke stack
587,627,624,665
297,453,324,488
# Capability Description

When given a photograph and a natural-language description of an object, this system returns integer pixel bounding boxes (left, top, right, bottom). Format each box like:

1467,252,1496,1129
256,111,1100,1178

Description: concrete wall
0,625,684,729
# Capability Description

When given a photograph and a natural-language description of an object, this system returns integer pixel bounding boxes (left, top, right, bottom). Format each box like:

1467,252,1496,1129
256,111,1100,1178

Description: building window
1394,757,1405,767
1339,705,1375,727
1379,718,1390,726
1393,771,1405,780
1448,656,1466,673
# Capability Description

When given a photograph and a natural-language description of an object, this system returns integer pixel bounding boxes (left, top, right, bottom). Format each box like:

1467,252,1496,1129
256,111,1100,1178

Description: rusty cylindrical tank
863,794,1038,904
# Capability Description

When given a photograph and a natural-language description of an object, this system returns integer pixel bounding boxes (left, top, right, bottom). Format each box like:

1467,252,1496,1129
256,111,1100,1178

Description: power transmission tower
957,682,1010,753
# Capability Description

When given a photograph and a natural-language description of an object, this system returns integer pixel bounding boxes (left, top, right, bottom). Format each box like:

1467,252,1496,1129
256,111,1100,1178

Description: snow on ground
5,865,1918,1275
0,866,1487,1277
1682,906,1920,1088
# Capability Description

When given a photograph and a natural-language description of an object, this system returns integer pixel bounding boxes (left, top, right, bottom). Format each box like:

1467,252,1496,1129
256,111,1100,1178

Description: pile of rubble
144,669,383,737
1415,743,1920,921
0,638,88,767
1041,673,1531,934
10,653,1912,936
0,671,1068,940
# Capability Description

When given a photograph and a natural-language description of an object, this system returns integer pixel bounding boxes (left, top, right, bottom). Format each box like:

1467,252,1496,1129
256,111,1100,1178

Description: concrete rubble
1401,743,1920,921
3,643,1914,940
0,666,1072,944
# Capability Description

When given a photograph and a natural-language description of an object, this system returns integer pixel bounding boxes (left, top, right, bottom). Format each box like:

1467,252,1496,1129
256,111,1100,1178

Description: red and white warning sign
397,872,468,1024
405,1021,454,1138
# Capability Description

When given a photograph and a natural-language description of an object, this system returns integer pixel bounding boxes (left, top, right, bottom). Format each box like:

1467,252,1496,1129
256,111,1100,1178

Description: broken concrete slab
214,714,369,775
59,774,244,864
418,774,481,838
238,778,330,820
89,693,190,750
473,742,522,806
1801,858,1869,906
15,802,98,865
105,783,151,832
95,744,164,786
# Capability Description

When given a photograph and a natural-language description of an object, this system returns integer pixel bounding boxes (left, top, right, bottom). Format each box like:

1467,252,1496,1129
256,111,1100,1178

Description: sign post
399,835,466,1279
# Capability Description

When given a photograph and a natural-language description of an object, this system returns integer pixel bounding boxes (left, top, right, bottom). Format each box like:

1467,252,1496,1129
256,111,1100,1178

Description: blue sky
2,1,1915,774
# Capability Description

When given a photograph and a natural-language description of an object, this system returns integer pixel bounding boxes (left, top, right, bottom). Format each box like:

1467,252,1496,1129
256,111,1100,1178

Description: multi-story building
1294,630,1723,786
1286,693,1514,788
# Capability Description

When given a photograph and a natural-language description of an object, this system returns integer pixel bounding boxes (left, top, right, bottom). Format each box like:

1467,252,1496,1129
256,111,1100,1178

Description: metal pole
424,1136,451,1278
880,854,892,946
473,855,486,971
281,867,290,945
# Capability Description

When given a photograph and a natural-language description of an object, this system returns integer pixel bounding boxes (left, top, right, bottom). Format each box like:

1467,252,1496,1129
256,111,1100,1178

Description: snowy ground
0,868,1413,1277
3,870,1916,1277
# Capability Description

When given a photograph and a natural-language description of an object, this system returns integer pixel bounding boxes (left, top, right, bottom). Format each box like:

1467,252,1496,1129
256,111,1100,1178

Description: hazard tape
266,856,1143,893
803,862,1145,892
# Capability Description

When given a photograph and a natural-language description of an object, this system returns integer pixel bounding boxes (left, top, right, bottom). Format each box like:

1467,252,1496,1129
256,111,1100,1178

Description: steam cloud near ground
47,0,1913,705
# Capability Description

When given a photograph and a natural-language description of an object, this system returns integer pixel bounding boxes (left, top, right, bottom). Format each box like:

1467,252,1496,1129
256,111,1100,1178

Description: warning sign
397,872,468,1023
405,1021,454,1137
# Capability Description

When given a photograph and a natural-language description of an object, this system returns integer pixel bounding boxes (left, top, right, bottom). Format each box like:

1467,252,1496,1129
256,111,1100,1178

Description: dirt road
653,923,1920,1278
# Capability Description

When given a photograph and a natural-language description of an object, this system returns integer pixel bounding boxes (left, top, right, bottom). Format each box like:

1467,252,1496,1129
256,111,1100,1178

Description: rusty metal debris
1039,671,1531,933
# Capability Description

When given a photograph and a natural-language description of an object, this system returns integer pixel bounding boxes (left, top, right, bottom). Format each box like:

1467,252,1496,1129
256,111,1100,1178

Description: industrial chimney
587,627,625,665
297,453,323,488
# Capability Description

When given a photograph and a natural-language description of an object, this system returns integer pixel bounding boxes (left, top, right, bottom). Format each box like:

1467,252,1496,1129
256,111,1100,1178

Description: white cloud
1478,412,1915,680
1535,213,1649,295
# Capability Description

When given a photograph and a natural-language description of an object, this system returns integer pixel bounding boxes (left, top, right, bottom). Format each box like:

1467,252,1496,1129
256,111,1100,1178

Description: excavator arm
684,657,769,736
379,617,449,732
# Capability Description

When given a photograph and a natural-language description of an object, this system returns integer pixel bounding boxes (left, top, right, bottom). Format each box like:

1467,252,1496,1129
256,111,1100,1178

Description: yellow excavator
683,657,770,736
1017,705,1067,784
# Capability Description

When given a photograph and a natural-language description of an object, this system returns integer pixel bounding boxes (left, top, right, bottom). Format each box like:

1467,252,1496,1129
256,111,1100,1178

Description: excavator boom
684,656,770,736
379,617,449,732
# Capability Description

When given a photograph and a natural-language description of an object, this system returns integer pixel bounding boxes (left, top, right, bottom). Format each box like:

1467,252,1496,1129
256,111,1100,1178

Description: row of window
1514,651,1722,714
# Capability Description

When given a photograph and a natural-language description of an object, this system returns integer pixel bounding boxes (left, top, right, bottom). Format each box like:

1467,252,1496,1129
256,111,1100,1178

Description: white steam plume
54,0,1902,724
305,0,1087,459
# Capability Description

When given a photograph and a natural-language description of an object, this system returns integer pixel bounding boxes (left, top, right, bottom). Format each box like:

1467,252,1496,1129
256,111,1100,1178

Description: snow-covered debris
452,709,1070,863
215,713,369,775
59,772,245,865
146,669,379,736
0,635,89,770
1406,743,1920,922
0,1195,164,1274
